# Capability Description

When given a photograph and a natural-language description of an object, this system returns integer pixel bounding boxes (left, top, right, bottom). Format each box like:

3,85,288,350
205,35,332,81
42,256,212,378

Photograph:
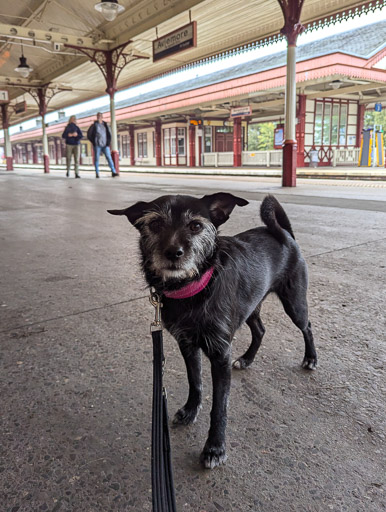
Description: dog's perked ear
107,201,150,229
200,192,249,227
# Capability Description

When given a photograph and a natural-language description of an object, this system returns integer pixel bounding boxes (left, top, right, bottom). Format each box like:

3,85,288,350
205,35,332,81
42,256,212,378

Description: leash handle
150,292,177,512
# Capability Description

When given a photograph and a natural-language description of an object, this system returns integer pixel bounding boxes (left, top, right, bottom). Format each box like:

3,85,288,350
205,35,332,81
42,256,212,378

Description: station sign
14,101,27,114
230,106,252,118
153,22,197,62
0,90,9,103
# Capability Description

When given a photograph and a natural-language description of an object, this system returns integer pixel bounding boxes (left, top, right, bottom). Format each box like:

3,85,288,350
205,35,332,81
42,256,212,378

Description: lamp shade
95,0,125,21
14,55,33,78
330,80,342,90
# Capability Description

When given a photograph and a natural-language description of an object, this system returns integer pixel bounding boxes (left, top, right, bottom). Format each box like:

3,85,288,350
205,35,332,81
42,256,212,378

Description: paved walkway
1,169,385,512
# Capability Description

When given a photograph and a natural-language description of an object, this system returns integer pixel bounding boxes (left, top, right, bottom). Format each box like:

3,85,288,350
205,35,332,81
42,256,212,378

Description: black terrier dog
108,193,317,469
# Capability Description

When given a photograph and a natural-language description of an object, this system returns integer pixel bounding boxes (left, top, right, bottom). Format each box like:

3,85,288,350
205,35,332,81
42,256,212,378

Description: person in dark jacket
62,116,83,178
87,112,118,178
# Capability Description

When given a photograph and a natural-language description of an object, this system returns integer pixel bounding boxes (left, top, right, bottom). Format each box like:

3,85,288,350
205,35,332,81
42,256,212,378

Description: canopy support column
155,121,162,167
65,42,149,176
278,0,305,187
24,85,63,174
233,117,242,167
129,125,135,166
1,104,13,171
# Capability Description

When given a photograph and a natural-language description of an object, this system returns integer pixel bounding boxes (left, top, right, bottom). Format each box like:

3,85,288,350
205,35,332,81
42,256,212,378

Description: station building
3,21,386,171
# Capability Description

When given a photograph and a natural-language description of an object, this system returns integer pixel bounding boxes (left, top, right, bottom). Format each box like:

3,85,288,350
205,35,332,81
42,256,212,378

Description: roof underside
0,0,383,127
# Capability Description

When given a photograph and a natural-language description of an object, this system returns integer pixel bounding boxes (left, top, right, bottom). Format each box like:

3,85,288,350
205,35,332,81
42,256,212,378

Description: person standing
62,115,83,178
87,112,118,178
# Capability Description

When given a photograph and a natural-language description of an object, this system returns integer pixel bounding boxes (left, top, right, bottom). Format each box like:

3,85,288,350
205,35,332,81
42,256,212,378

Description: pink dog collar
163,267,214,299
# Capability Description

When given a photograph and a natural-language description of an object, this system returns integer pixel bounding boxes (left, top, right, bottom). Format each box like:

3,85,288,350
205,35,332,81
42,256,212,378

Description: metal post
155,120,162,167
109,93,119,173
278,0,305,187
1,104,13,171
296,94,306,167
189,125,195,167
41,115,49,173
129,125,135,166
233,117,242,167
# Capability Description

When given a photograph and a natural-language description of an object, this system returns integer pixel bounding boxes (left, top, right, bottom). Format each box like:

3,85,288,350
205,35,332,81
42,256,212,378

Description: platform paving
0,169,385,512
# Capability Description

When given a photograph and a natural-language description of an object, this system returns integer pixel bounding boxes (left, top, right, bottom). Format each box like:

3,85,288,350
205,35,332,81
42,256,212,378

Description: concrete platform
1,169,385,512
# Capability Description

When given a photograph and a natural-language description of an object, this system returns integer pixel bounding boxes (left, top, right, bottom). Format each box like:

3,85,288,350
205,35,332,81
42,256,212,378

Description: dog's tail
260,195,295,244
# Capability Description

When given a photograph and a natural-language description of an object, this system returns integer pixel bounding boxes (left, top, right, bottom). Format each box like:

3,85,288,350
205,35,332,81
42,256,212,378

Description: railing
332,148,361,166
203,152,233,167
203,151,282,167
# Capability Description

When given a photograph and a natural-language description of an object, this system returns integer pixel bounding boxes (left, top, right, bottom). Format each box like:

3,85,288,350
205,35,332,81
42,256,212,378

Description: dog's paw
232,357,252,370
302,356,317,370
200,444,227,469
173,405,201,426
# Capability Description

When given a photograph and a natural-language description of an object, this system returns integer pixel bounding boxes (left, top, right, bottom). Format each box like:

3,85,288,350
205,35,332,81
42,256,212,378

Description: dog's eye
189,221,202,233
148,219,163,232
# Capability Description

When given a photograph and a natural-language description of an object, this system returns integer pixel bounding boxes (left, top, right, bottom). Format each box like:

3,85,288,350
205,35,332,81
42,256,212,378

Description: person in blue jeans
87,112,118,178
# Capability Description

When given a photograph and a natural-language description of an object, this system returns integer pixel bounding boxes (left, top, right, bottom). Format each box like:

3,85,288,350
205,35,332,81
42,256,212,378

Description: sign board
189,119,202,125
153,22,197,62
0,90,9,103
274,126,284,149
375,103,382,112
230,106,252,118
14,101,27,114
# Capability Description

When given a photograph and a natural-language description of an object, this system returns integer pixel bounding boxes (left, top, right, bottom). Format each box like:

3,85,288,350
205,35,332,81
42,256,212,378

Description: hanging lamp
95,0,125,22
14,52,33,78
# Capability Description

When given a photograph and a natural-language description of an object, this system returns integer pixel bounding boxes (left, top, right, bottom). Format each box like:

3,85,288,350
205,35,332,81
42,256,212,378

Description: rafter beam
306,83,385,99
0,23,111,51
360,95,386,104
251,99,285,110
0,77,43,87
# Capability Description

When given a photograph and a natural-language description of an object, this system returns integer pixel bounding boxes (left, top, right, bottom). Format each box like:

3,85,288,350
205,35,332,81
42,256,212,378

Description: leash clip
149,289,163,332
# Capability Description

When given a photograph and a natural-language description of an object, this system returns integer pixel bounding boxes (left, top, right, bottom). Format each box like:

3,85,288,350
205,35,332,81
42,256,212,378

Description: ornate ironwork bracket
22,84,62,116
277,0,305,45
64,42,149,97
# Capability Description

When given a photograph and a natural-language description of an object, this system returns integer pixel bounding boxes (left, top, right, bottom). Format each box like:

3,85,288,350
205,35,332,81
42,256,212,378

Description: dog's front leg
200,350,231,469
173,342,202,425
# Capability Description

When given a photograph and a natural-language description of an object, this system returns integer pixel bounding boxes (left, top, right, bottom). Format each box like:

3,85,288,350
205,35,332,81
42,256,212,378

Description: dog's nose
165,246,184,261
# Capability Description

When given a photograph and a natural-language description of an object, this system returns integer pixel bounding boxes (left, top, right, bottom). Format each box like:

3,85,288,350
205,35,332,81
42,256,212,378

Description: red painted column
54,139,59,165
233,118,242,167
356,104,365,148
278,0,305,187
155,121,162,167
296,94,306,167
36,88,50,173
1,104,14,171
32,144,38,164
56,139,62,164
189,125,196,167
129,125,135,166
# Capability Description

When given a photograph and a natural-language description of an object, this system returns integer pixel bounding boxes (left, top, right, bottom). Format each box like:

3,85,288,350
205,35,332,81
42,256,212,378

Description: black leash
150,291,177,512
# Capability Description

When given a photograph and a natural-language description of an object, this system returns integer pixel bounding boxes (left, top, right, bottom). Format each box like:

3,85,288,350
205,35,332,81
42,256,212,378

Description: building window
314,100,349,146
164,129,170,156
163,128,186,156
138,132,148,158
177,128,186,156
81,143,88,156
204,126,212,152
121,134,130,158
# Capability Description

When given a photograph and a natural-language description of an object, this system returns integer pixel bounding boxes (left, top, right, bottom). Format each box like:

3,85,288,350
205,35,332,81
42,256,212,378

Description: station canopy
0,0,383,127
